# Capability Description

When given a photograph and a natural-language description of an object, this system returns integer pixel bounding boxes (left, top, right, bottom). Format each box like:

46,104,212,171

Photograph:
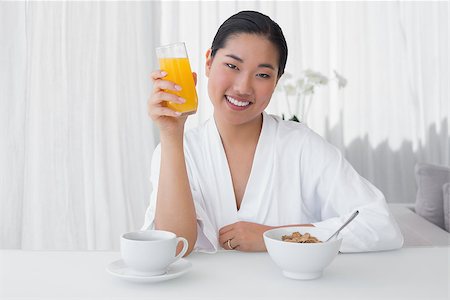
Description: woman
144,10,403,256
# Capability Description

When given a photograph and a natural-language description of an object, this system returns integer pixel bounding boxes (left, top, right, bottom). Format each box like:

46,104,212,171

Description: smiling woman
205,34,279,126
144,10,404,256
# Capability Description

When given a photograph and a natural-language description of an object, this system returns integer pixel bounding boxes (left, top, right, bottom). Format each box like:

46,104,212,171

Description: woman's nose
233,73,253,96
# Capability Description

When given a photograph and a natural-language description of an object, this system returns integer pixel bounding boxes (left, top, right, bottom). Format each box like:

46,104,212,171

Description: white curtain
1,1,448,250
0,2,159,249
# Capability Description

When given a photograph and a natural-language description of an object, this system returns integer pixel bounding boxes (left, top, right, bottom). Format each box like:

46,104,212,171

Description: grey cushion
443,183,450,232
414,163,450,230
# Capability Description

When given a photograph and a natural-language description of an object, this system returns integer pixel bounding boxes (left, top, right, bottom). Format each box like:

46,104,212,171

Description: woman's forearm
155,132,197,256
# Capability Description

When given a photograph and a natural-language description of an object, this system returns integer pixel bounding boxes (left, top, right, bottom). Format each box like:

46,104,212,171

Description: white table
1,247,449,300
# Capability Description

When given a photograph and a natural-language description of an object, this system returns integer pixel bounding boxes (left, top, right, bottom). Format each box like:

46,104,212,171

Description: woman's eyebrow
225,54,275,70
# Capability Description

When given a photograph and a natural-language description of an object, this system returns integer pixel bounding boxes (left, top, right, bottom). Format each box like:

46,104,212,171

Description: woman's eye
257,73,270,79
226,63,238,70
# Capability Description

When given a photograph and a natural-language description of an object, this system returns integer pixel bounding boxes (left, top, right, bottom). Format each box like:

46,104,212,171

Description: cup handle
174,237,189,261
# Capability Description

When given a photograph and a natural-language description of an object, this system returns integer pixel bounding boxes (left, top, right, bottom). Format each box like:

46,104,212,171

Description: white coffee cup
120,230,188,276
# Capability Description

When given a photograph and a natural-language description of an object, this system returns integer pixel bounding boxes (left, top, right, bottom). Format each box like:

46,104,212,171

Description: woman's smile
225,95,252,110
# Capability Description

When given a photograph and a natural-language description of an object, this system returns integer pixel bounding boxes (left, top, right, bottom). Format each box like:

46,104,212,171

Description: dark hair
211,10,288,79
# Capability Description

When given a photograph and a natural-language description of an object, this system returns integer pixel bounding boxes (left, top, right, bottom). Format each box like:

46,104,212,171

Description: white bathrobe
143,112,403,253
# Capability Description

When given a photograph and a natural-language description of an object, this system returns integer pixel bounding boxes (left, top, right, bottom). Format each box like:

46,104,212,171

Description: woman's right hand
148,70,196,135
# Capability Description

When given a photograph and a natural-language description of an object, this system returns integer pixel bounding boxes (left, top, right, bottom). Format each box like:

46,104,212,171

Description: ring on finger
227,239,236,250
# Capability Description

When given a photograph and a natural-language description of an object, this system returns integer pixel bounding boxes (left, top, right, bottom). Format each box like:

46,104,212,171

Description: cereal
281,232,322,243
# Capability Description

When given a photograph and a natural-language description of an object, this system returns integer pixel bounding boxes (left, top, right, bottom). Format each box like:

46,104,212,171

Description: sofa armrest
388,203,450,247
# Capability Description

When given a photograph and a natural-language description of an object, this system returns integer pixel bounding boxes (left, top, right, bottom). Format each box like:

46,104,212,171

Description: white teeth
226,96,250,107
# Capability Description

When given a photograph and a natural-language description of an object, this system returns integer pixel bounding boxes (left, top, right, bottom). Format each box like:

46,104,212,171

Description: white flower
296,78,305,88
303,69,328,86
276,72,293,92
276,68,347,123
300,83,315,95
283,84,297,96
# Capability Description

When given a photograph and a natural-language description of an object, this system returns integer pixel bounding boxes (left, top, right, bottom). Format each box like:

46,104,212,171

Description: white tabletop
1,247,449,300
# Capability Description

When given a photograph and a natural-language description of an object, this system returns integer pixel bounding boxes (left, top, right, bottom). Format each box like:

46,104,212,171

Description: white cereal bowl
263,226,342,280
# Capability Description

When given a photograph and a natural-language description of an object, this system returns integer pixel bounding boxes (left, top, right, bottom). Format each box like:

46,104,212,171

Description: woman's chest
226,151,254,210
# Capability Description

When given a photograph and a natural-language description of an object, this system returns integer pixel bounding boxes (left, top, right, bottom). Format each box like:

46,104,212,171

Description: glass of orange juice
156,42,198,115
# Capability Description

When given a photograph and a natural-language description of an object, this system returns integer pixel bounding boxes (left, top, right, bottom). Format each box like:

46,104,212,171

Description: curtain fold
0,1,27,249
0,1,448,250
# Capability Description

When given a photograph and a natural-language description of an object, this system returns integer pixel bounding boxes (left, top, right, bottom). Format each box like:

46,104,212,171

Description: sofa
414,162,450,233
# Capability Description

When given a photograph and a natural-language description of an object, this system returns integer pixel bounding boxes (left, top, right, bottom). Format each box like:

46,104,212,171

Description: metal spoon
325,210,359,242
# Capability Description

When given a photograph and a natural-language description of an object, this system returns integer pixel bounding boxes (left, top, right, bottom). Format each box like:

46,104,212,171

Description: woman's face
205,33,279,127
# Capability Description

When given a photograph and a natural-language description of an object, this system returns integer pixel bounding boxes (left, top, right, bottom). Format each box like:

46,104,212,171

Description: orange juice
159,57,198,115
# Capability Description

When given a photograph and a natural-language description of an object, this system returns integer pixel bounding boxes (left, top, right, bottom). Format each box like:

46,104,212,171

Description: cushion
414,163,450,230
443,183,450,232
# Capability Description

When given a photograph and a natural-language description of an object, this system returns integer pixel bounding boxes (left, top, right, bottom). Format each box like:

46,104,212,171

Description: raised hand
148,70,197,135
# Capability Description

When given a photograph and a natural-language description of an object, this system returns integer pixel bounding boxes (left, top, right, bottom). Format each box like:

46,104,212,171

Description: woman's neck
214,113,263,148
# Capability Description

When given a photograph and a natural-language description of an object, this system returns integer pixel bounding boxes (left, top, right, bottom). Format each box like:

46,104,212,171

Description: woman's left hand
219,221,273,252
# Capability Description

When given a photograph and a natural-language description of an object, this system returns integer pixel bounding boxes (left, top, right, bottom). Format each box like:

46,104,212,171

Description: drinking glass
156,42,198,115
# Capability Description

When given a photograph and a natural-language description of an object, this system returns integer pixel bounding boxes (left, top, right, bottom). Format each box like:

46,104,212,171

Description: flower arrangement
276,69,347,122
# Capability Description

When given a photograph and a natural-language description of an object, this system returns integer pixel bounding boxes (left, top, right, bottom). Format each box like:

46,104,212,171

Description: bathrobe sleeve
141,144,218,253
301,130,404,252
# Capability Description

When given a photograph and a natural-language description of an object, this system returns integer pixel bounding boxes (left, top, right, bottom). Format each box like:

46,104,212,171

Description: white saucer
106,259,192,283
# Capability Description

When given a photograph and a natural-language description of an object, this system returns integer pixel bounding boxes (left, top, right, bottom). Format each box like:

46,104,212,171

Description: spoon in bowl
325,210,359,242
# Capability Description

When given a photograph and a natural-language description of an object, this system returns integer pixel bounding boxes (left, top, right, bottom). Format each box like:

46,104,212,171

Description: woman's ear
205,49,212,77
